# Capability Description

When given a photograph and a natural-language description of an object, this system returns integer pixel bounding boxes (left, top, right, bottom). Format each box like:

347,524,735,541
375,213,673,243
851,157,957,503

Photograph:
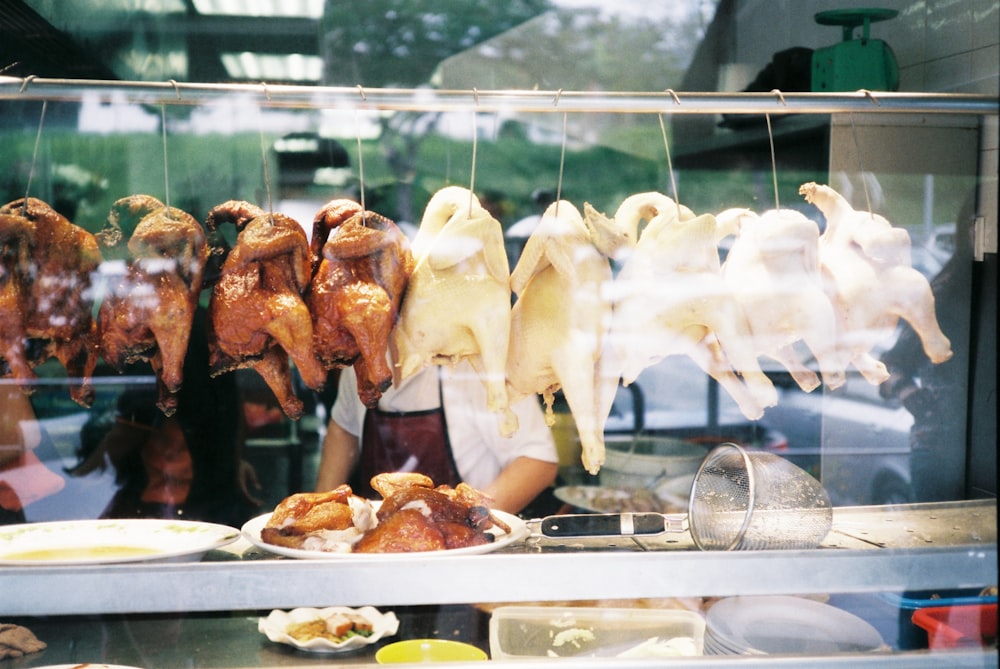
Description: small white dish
258,606,399,654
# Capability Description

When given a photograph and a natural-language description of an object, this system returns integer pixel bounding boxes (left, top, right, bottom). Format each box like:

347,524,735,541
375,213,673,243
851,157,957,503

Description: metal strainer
688,443,833,550
539,443,832,550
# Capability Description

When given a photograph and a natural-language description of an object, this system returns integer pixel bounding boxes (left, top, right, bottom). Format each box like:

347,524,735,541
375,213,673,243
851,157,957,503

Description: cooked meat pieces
205,200,327,419
0,198,102,407
96,195,208,416
353,508,448,553
261,486,367,548
308,199,414,408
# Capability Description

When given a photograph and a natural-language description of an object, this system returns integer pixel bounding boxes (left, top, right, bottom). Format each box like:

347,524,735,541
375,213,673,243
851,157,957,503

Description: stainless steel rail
2,76,997,115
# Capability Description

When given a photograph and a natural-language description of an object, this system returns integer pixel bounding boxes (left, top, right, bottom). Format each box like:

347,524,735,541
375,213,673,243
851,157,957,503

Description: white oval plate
259,606,399,653
0,519,240,565
242,508,527,559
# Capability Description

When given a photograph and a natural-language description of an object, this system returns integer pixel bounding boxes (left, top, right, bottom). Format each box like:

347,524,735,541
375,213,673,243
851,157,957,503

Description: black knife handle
540,513,665,537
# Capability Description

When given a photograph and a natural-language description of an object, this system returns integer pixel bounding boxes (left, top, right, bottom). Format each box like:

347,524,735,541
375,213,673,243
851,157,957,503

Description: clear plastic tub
489,606,705,660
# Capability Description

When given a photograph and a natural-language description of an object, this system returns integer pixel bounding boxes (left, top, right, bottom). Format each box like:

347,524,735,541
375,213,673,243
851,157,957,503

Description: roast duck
261,472,510,553
0,198,103,407
4,182,953,476
96,195,209,415
307,199,414,408
205,200,328,420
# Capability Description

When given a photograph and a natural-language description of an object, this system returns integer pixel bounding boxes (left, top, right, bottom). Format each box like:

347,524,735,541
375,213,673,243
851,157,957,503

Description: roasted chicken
392,186,517,436
261,485,376,550
799,182,952,384
0,198,102,407
205,201,327,419
355,472,508,553
96,195,208,415
308,199,414,408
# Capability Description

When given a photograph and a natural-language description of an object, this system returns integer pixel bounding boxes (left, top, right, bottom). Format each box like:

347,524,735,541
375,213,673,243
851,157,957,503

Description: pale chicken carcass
717,207,848,393
392,186,517,436
799,182,952,384
608,192,777,421
506,200,623,474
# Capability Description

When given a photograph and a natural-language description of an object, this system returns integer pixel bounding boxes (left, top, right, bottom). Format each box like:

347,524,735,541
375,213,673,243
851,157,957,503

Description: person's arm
315,418,361,492
482,455,558,515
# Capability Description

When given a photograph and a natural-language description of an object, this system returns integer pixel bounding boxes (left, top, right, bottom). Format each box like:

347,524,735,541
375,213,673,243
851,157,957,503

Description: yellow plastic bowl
376,639,488,663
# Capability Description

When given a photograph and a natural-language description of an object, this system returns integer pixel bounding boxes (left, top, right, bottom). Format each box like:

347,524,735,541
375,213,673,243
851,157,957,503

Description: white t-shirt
330,361,558,491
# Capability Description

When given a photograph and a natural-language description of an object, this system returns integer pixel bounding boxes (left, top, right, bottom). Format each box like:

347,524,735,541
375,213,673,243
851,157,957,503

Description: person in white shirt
315,359,558,514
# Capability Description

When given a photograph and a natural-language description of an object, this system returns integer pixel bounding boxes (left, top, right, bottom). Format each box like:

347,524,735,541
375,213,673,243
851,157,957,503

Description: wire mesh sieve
688,443,833,550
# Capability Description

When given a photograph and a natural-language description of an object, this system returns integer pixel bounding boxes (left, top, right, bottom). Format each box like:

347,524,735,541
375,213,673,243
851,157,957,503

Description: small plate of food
242,473,528,559
259,606,399,653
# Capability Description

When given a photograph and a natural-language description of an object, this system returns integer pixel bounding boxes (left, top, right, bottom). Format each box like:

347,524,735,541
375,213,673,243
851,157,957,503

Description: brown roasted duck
261,485,376,550
96,195,208,415
353,472,509,553
0,198,102,407
307,199,414,407
205,200,327,419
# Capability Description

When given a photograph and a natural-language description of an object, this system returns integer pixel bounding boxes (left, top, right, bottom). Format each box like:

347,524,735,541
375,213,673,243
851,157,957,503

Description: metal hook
357,84,366,101
472,87,480,105
861,89,881,106
771,88,788,106
553,88,563,107
260,82,271,101
167,79,182,100
19,75,36,93
664,88,681,105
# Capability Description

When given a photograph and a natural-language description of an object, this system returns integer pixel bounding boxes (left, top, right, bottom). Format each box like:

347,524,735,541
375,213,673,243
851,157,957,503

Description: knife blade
539,512,688,537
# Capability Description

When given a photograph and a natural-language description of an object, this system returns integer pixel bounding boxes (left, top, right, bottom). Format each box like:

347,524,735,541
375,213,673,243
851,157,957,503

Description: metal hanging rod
1,76,996,116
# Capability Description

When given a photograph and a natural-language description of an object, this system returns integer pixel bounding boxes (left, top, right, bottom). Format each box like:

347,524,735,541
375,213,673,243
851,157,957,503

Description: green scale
811,8,899,92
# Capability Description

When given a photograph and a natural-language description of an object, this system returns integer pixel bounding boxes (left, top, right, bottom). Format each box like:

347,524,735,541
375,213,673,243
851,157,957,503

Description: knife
539,512,688,538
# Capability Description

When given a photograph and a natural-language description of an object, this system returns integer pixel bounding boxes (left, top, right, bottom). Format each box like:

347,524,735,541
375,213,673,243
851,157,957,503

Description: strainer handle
539,513,688,537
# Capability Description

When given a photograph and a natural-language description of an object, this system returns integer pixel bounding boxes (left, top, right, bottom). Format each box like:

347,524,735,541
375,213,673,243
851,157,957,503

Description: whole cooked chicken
799,182,952,383
608,192,777,421
506,200,623,474
392,186,517,436
308,199,414,408
0,198,102,406
205,200,327,419
717,207,848,393
97,195,208,415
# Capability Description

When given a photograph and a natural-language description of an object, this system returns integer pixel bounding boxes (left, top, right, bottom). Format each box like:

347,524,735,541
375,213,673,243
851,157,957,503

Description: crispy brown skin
0,198,102,407
96,195,208,415
308,200,414,407
205,201,327,419
261,486,358,548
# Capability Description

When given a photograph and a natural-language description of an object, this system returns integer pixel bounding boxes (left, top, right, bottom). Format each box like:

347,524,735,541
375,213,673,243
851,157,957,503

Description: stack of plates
704,596,885,656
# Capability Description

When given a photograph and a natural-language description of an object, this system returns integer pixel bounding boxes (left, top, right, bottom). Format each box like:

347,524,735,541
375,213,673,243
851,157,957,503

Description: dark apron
351,373,462,498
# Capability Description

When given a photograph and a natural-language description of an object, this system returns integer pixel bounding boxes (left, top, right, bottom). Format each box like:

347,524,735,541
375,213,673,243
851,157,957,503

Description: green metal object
811,8,900,92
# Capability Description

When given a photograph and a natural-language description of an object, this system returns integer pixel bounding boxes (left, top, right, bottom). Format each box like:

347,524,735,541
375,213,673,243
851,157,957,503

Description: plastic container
880,589,998,649
911,604,998,650
598,436,707,489
489,606,705,660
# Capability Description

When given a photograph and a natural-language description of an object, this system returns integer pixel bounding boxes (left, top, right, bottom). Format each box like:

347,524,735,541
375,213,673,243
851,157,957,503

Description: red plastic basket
911,604,998,649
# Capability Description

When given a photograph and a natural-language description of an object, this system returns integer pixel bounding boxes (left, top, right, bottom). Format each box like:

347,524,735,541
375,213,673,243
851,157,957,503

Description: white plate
0,519,240,565
705,596,884,655
242,508,527,559
554,483,689,514
259,606,399,653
